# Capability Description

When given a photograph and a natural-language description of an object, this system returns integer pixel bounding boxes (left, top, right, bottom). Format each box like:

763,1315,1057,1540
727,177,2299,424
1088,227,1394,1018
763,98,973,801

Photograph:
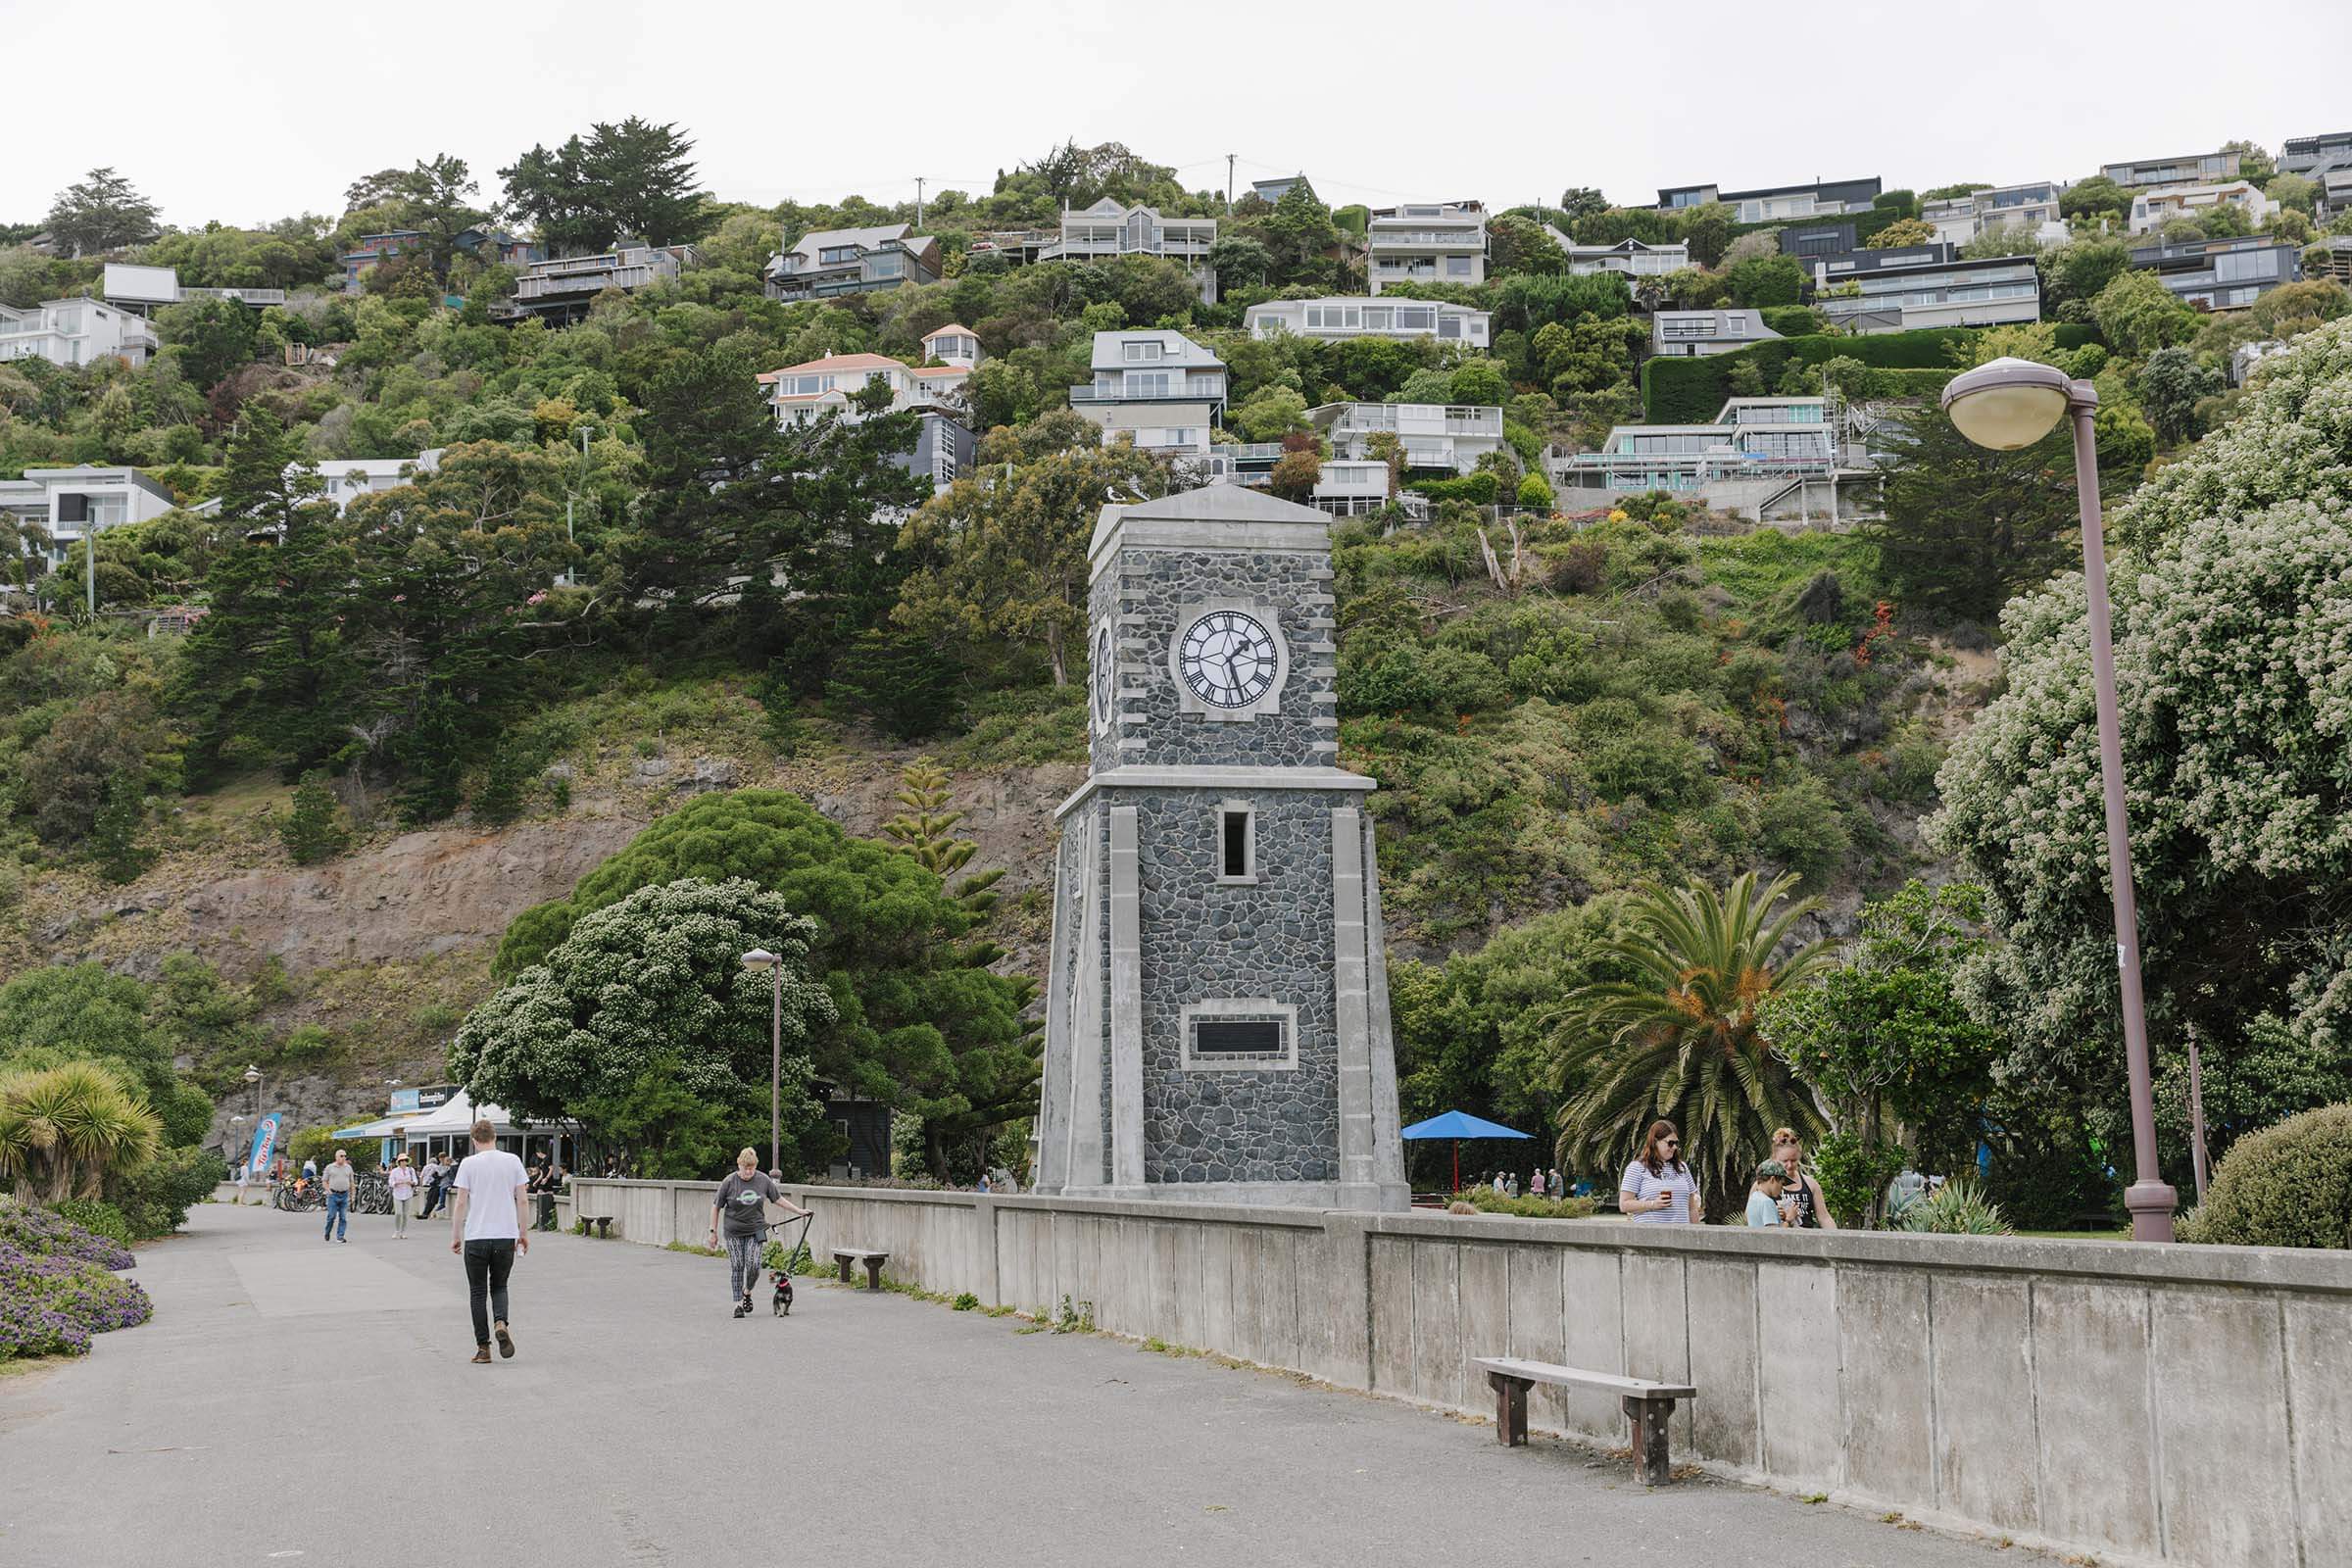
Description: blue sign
246,1113,280,1177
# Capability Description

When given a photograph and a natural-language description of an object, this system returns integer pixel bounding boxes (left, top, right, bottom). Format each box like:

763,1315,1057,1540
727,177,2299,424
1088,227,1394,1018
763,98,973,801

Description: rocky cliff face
179,814,647,972
20,752,1084,1150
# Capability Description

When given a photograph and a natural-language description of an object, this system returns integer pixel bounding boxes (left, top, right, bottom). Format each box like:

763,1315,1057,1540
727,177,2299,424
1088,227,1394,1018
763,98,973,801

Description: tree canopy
1931,319,2352,1175
494,790,1036,1172
452,877,833,1176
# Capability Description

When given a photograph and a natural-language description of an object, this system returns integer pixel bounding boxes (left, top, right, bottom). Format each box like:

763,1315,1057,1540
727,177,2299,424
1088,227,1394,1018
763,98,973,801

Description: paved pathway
2,1202,2035,1567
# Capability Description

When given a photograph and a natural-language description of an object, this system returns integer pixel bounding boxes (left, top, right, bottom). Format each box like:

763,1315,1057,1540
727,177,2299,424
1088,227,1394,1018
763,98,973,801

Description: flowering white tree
1931,319,2352,1155
450,878,836,1168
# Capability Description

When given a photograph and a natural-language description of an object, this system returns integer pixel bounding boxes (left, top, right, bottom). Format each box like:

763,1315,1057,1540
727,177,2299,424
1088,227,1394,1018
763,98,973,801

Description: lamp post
740,950,783,1174
1940,358,2177,1243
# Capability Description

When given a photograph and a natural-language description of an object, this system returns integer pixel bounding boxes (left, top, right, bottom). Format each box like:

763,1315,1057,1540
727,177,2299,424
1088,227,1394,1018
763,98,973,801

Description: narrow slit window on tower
1219,805,1254,882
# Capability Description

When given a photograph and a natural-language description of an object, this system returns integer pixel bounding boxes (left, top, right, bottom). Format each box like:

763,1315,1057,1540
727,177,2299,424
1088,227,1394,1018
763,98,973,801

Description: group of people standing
1617,1121,1837,1230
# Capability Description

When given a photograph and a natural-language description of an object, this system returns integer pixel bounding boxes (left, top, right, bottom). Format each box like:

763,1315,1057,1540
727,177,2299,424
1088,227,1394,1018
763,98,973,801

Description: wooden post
1622,1394,1675,1485
1488,1371,1529,1446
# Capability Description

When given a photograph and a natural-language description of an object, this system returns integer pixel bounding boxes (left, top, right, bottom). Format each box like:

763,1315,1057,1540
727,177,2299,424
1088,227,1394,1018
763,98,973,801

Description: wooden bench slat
1471,1356,1697,1401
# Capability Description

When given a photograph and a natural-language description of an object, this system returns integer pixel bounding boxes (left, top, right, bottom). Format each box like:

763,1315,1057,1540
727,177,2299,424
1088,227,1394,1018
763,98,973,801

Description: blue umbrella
1401,1110,1532,1192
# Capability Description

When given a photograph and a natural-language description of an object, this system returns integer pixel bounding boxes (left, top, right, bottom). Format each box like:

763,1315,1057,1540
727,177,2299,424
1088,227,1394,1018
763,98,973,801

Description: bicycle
272,1179,324,1213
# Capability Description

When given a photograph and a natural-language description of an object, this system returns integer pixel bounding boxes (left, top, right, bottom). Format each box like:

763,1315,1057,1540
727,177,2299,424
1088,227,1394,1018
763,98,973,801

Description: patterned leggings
725,1233,764,1299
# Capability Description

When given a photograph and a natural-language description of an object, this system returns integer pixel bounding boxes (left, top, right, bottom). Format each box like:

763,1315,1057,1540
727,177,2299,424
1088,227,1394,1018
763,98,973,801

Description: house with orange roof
759,349,977,493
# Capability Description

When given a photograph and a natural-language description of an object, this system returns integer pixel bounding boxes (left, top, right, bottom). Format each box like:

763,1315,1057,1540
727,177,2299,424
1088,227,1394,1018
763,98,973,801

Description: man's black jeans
463,1239,516,1347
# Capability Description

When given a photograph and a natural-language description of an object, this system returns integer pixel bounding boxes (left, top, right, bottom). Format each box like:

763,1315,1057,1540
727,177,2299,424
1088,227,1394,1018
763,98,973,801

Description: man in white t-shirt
448,1119,531,1365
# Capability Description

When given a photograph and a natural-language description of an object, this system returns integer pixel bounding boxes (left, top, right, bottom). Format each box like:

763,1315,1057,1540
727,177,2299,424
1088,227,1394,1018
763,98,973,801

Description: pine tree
172,408,362,784
879,760,1004,921
88,776,156,884
824,631,958,742
881,761,976,877
397,695,467,826
280,772,353,865
468,743,535,827
1868,406,2079,623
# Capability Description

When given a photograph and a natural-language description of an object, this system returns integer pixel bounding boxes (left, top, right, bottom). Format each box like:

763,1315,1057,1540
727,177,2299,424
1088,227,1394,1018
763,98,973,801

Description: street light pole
1941,359,2177,1242
2064,386,2175,1243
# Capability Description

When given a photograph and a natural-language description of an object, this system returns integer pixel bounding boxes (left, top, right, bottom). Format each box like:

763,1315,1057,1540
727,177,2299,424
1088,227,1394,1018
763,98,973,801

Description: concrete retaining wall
569,1179,2352,1567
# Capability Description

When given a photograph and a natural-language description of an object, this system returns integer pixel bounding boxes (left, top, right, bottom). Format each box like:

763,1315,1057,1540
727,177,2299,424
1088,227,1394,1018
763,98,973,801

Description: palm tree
1554,871,1830,1220
0,1061,161,1202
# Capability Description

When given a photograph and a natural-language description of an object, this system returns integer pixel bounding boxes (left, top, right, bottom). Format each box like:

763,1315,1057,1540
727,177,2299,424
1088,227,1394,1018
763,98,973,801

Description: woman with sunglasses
1619,1120,1699,1224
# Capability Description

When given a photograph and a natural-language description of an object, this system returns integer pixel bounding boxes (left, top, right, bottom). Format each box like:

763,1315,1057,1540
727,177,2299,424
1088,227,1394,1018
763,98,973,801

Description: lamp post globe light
740,950,783,1175
1940,359,2177,1243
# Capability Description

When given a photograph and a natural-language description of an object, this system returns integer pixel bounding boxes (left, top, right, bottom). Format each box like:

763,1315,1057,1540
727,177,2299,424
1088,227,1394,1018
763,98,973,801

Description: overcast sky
9,0,2351,228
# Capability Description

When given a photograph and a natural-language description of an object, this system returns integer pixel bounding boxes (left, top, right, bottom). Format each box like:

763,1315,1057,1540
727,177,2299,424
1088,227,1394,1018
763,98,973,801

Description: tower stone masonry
1033,486,1408,1209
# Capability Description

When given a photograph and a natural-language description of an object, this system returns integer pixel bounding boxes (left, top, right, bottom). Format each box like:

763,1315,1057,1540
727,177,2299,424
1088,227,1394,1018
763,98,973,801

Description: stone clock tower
1034,486,1408,1210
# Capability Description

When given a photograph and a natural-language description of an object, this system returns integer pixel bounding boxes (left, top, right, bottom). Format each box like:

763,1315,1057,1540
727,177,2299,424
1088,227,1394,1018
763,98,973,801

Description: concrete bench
833,1248,889,1291
1471,1356,1698,1486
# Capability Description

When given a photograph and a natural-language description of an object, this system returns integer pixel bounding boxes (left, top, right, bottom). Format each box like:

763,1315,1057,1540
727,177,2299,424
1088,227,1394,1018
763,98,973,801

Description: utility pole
84,513,96,616
1226,154,1237,215
915,177,925,229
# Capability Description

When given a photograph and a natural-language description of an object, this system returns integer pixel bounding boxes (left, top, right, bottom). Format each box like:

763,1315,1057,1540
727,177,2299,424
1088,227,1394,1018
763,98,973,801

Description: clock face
1179,611,1279,710
1091,623,1113,732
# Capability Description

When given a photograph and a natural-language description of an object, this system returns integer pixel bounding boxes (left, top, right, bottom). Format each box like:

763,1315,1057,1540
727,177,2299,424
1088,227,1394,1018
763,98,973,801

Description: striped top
1621,1161,1697,1224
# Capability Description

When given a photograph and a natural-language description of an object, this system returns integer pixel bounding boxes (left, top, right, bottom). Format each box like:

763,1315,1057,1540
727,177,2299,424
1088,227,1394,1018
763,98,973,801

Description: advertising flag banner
247,1113,280,1177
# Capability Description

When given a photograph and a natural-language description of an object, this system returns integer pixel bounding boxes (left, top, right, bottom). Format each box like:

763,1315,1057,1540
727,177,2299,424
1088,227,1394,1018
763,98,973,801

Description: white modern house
1545,233,1690,282
1244,296,1491,347
1549,396,1872,521
1922,182,2070,248
2128,180,2279,235
1366,203,1487,295
100,263,286,312
921,323,981,368
1657,177,1882,223
0,466,181,573
1810,253,2042,333
311,452,446,514
1305,401,1505,475
1048,200,1218,302
1069,330,1227,460
759,350,977,493
2100,150,2243,190
0,298,160,368
1651,309,1781,358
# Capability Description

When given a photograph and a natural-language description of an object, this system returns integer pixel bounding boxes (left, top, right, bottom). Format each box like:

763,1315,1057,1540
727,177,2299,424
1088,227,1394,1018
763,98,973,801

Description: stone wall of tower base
571,1180,2350,1568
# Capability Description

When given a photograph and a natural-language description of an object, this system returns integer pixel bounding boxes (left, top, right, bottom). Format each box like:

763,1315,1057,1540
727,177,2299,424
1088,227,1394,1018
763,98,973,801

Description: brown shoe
470,1347,492,1364
494,1321,514,1359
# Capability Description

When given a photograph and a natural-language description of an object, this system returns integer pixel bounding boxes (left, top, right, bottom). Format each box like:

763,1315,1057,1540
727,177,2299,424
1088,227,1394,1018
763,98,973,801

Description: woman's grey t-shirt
715,1172,782,1237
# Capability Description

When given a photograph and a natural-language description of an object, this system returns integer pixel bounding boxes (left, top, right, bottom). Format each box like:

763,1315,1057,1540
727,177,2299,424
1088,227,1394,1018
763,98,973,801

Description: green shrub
110,1146,223,1239
51,1200,133,1248
1404,470,1499,505
1897,1179,2013,1235
1642,325,2095,423
1450,1188,1598,1219
278,1023,340,1061
1338,644,1509,717
1757,777,1852,890
2178,1103,2352,1250
279,772,351,865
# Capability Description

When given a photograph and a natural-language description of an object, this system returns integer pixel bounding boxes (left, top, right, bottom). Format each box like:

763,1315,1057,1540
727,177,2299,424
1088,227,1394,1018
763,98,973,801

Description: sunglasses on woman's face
1661,1140,1680,1150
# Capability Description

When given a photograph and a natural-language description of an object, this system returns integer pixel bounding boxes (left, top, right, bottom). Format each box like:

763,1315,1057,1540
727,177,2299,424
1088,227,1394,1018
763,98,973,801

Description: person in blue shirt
1745,1159,1789,1228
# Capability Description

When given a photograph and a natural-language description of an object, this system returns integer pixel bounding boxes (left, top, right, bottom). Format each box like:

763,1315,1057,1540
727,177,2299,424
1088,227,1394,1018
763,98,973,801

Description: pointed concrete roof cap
1089,482,1335,580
